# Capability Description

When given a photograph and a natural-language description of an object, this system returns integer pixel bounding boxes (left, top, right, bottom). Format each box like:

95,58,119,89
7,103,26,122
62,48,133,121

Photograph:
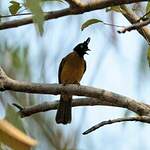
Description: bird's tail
55,95,72,124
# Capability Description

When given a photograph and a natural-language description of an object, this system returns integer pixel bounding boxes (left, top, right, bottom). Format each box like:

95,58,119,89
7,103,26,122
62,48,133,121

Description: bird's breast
60,52,85,84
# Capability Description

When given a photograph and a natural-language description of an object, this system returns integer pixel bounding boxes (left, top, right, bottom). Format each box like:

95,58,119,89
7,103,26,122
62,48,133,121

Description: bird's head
73,37,91,57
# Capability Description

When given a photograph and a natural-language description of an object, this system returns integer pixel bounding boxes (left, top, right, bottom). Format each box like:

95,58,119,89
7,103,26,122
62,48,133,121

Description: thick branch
83,116,150,135
0,0,148,30
120,5,150,43
0,67,150,117
118,18,150,33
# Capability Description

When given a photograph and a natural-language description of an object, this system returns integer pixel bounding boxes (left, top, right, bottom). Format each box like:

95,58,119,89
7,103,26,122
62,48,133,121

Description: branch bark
118,18,150,33
1,67,150,118
82,116,150,135
0,0,148,30
120,5,150,44
12,96,150,118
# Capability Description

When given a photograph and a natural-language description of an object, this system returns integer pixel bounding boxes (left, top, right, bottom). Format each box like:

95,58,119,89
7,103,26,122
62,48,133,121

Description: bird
55,37,91,124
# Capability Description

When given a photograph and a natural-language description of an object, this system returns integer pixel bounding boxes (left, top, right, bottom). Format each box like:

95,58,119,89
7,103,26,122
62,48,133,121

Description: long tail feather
55,95,72,124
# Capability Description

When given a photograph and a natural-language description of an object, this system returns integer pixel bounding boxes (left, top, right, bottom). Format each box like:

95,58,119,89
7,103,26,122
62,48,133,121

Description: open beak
84,37,91,55
85,37,91,45
85,49,91,55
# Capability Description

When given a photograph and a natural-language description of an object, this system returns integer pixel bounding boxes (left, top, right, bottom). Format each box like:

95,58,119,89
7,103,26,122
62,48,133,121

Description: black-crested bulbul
56,37,91,124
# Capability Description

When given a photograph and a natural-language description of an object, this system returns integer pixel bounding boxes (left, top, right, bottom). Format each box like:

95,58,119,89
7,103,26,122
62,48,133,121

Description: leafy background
0,0,150,150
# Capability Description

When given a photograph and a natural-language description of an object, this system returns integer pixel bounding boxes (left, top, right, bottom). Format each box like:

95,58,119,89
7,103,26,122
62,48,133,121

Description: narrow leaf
9,1,21,15
81,19,103,31
26,0,44,35
147,47,150,67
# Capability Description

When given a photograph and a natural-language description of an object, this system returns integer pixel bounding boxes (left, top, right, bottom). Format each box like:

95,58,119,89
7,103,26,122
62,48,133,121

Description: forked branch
1,66,150,134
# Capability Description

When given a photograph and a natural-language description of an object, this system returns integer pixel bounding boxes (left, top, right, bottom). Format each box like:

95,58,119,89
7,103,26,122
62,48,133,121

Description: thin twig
102,22,125,28
83,116,150,135
12,103,23,111
118,18,150,33
120,5,150,44
136,10,150,22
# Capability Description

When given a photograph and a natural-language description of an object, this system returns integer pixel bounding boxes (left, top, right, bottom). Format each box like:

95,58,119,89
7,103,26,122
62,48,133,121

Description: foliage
81,19,103,31
8,0,64,35
9,1,22,15
26,0,44,35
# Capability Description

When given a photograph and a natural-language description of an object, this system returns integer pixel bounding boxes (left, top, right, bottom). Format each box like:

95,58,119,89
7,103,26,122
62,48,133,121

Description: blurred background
0,0,150,150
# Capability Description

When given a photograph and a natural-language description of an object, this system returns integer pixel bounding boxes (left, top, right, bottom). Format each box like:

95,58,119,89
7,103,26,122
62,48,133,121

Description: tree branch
136,10,150,22
118,18,150,33
12,96,150,118
120,5,150,44
12,98,115,117
83,116,150,135
1,66,150,117
0,0,148,30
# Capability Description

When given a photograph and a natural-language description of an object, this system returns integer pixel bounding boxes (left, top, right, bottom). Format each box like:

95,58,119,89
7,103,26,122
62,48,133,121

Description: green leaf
106,6,122,13
9,1,21,15
147,47,150,67
26,0,44,35
81,19,103,31
5,104,26,133
146,2,150,17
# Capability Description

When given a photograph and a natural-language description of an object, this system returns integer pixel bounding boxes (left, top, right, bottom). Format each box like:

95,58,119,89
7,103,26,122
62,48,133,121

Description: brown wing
58,57,66,84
